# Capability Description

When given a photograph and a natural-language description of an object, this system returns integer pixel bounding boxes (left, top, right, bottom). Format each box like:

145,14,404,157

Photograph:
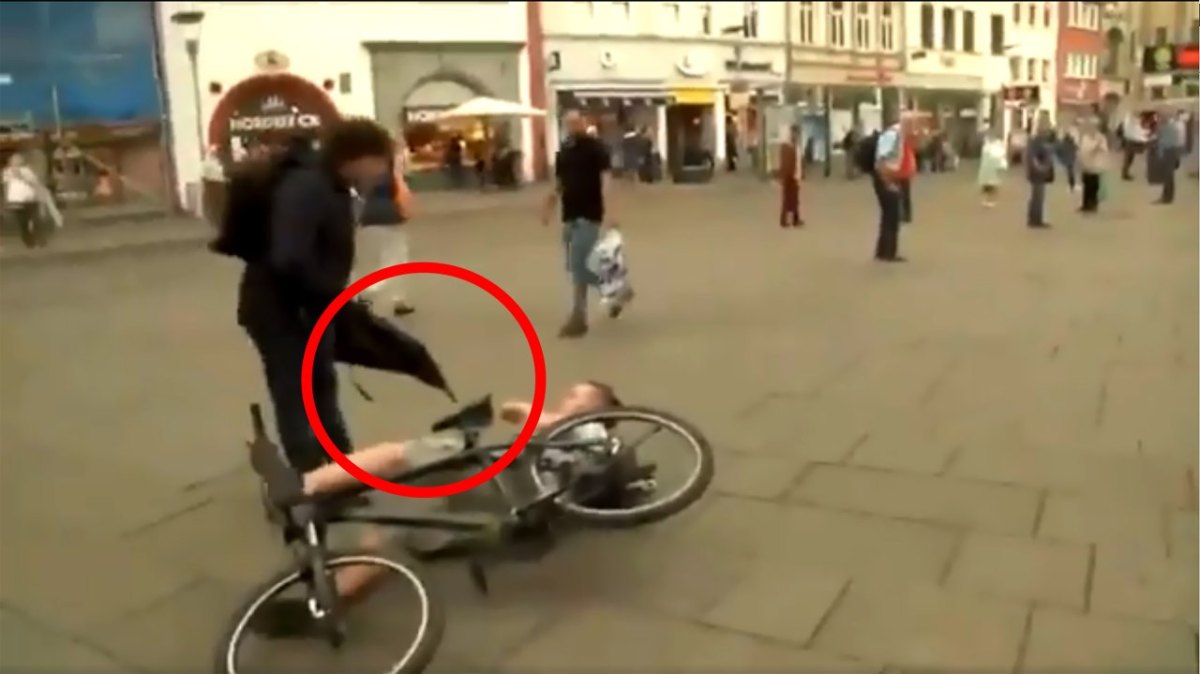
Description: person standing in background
1025,113,1055,229
356,140,417,316
777,125,803,228
1056,123,1079,193
1153,110,1185,205
1119,112,1147,181
1076,118,1108,214
871,114,912,262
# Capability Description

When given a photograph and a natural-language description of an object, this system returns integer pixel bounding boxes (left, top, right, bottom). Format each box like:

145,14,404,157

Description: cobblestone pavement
1,171,1197,673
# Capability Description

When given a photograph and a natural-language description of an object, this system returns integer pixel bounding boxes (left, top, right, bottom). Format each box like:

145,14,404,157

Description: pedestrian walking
977,131,1008,207
1056,124,1079,193
356,141,417,316
2,152,61,248
778,125,804,228
1153,110,1185,205
1077,118,1108,214
541,110,630,339
1119,113,1147,181
868,114,912,262
1025,114,1055,229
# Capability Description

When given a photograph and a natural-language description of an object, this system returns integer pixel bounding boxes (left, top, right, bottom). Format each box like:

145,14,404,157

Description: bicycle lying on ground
214,395,714,674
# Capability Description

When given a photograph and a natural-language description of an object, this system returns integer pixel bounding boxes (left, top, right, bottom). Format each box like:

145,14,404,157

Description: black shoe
1028,223,1052,229
607,288,635,319
392,303,415,317
557,319,588,339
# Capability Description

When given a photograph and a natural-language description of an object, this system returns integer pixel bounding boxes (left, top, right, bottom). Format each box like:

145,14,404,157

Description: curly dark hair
320,117,394,167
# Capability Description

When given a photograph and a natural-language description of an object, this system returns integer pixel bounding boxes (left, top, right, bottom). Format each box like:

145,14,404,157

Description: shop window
920,3,935,49
963,11,976,52
991,14,1005,55
942,7,956,51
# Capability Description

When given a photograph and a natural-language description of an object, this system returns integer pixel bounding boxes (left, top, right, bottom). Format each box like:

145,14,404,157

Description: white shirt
1122,117,1147,143
3,166,39,204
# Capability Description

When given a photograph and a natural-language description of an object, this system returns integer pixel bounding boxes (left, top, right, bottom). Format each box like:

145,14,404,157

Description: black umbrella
332,300,456,401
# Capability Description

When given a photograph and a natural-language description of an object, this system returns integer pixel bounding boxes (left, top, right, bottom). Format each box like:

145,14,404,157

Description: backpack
854,133,880,174
208,157,292,262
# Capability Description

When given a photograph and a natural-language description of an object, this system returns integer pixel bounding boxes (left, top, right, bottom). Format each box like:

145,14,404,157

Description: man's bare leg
302,441,411,495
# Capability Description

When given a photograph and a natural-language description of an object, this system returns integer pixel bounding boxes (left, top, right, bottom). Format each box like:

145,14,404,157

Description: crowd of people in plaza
779,105,1196,263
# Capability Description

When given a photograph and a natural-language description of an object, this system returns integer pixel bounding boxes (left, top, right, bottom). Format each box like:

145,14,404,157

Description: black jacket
237,146,356,328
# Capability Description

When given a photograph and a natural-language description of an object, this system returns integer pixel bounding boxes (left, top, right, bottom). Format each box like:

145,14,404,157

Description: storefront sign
556,90,672,108
229,95,323,135
404,106,453,125
725,60,775,74
1003,85,1041,104
671,88,716,106
207,73,340,160
1142,43,1198,74
676,51,709,78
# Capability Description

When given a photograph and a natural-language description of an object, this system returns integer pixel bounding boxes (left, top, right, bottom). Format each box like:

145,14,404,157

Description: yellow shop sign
672,87,716,105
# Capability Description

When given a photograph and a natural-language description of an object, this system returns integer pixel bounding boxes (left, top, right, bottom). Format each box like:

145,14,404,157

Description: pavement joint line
797,459,1046,500
1030,490,1049,538
118,494,214,539
937,531,967,587
747,490,973,537
0,599,143,673
935,444,964,477
1013,605,1035,674
803,577,853,651
783,460,822,500
800,349,869,399
917,353,961,407
1083,544,1098,614
838,432,873,465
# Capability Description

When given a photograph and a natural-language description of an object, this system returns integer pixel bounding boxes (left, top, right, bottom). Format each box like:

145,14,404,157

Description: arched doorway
206,73,340,164
400,71,492,188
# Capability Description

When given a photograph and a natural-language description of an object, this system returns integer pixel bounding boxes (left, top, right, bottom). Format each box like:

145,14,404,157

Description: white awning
438,97,545,119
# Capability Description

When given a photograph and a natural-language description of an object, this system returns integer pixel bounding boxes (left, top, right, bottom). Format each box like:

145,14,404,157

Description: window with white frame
797,1,816,45
664,2,681,23
1041,59,1050,82
743,1,759,38
1026,57,1036,81
1009,56,1022,81
854,2,872,49
700,2,712,35
1066,52,1099,78
829,1,848,48
879,2,895,51
1067,1,1099,30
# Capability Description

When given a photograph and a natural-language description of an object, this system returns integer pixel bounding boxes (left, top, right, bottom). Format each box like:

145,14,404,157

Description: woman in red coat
778,125,803,228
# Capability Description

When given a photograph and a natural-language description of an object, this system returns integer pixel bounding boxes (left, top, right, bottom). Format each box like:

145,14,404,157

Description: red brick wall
1057,1,1105,106
526,1,549,180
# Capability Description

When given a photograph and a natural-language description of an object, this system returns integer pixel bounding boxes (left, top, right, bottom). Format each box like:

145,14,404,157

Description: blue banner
0,1,161,127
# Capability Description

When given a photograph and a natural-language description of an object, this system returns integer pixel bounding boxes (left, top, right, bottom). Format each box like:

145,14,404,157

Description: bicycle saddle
430,395,494,434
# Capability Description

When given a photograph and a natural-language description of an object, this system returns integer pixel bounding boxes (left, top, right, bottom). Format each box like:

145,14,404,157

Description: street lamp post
171,10,206,162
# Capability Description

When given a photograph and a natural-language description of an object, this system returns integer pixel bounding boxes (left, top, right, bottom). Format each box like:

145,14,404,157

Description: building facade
787,1,904,160
540,1,787,174
900,2,1016,140
0,1,169,209
1057,1,1104,122
1002,2,1061,132
1098,1,1138,105
157,1,534,206
1133,0,1199,102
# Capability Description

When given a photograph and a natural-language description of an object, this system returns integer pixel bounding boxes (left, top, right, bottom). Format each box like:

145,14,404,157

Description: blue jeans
562,218,601,322
1027,180,1047,226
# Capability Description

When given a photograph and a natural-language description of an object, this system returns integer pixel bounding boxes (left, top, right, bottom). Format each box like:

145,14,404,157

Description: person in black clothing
238,119,394,473
541,110,630,338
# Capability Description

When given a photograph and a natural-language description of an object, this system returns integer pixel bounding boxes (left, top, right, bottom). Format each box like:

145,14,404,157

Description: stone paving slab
1023,607,1198,673
1038,492,1170,552
945,533,1090,610
700,558,849,646
1090,544,1199,628
790,464,1042,536
810,580,1028,673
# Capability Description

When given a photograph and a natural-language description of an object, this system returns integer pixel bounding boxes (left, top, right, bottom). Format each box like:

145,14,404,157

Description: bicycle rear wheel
214,551,443,674
533,406,714,528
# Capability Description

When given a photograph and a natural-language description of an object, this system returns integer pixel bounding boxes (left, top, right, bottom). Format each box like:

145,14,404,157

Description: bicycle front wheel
533,405,715,528
214,552,443,674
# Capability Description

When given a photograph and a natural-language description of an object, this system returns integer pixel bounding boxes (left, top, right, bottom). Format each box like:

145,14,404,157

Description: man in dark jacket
238,119,394,472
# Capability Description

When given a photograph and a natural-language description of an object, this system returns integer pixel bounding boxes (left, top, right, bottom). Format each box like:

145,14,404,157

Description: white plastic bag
586,229,631,304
